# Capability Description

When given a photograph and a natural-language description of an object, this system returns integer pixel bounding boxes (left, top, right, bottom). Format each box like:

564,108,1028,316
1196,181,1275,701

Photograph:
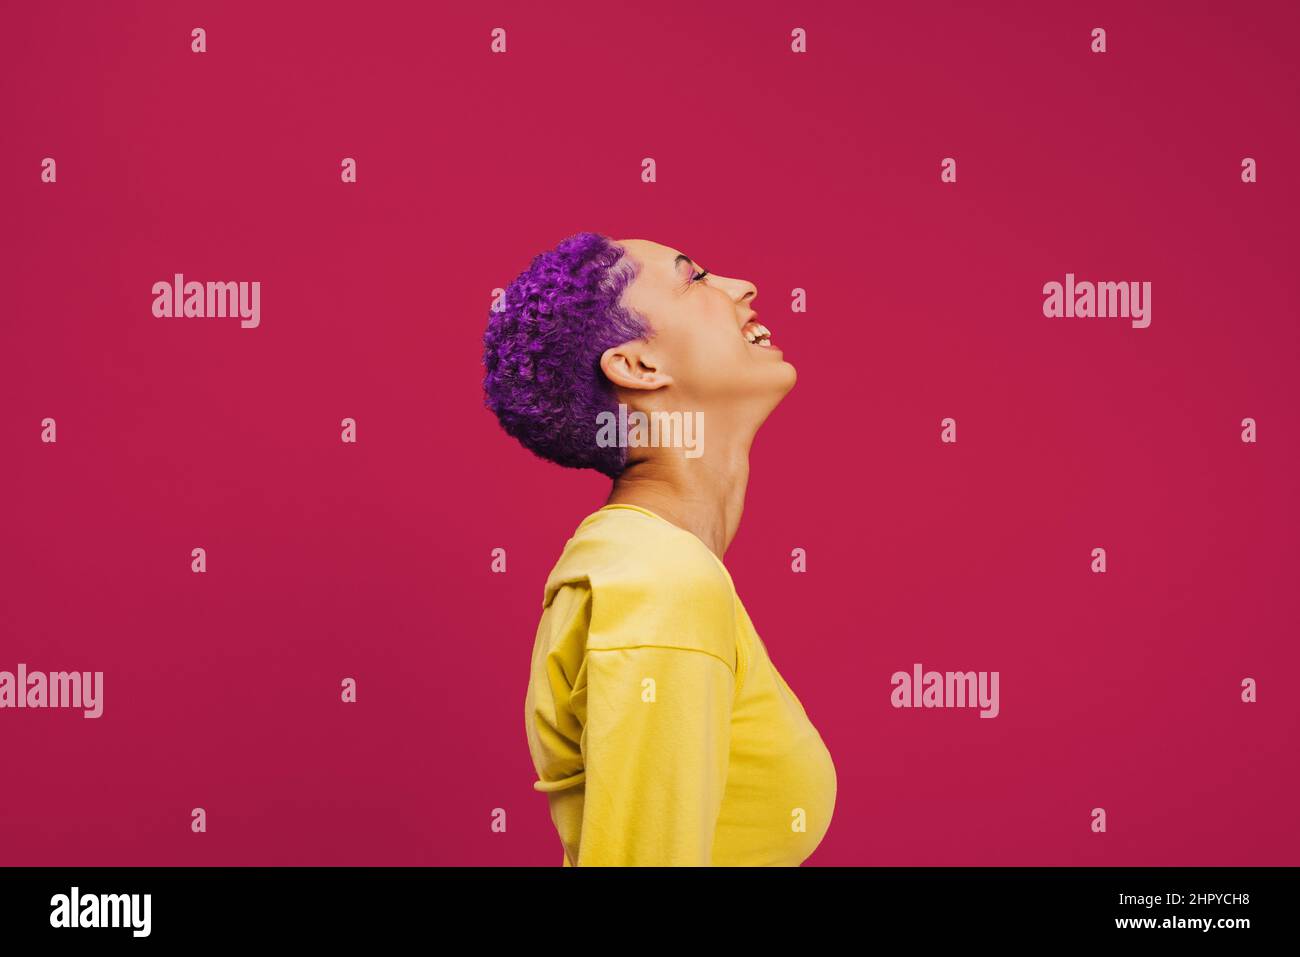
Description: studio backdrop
2,0,1296,865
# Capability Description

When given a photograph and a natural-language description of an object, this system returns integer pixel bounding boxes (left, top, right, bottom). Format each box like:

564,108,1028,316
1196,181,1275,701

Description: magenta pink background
2,0,1297,865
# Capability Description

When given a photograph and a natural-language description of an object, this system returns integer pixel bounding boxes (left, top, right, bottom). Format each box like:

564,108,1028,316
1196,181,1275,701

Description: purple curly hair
482,232,651,478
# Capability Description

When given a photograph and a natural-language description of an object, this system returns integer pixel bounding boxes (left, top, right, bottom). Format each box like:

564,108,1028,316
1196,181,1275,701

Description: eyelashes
690,268,710,283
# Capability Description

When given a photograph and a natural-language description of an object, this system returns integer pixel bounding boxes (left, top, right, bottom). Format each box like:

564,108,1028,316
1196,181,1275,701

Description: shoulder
542,506,736,665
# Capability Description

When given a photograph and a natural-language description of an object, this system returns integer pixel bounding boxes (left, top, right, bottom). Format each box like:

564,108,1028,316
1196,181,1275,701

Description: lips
741,318,773,347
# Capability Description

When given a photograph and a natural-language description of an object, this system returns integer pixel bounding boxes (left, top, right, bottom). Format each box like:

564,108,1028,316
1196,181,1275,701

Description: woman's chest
713,620,837,865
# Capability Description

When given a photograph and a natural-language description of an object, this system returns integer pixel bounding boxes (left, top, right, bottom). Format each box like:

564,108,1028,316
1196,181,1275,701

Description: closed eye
690,268,710,283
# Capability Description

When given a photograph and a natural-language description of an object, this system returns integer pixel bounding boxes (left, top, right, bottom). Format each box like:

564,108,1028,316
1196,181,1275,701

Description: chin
774,357,797,395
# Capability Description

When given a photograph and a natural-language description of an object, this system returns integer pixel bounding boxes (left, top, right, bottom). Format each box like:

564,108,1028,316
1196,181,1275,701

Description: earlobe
600,344,673,391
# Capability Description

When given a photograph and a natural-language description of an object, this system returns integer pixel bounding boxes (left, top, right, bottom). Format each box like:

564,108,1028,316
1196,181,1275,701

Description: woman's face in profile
612,238,796,408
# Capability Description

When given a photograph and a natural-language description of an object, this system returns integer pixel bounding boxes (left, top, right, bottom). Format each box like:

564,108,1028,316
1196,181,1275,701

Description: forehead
615,238,690,278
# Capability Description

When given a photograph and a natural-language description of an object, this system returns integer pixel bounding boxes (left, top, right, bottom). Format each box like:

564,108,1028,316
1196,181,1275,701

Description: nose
719,274,757,306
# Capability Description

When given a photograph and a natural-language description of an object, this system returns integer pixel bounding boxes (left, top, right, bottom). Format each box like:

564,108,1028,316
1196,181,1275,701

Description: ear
600,341,673,391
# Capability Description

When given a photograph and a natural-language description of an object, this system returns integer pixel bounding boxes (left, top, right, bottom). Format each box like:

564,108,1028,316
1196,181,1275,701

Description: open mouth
741,318,773,348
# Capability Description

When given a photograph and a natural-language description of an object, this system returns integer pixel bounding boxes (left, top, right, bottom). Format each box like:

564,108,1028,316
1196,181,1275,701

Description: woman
482,232,836,866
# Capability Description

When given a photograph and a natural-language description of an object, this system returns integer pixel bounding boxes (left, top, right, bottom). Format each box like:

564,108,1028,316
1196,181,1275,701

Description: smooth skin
601,238,796,560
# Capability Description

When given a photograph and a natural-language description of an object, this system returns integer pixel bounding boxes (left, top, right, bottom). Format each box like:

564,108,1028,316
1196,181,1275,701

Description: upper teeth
744,323,771,344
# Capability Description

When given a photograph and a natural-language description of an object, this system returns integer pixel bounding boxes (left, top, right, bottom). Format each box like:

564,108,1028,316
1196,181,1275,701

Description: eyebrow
674,253,695,271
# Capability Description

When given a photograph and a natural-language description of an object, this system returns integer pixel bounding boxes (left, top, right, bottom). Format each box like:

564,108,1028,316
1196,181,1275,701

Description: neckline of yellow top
593,503,736,583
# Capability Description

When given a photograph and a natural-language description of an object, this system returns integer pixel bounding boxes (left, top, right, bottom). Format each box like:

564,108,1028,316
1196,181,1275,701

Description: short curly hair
482,232,651,478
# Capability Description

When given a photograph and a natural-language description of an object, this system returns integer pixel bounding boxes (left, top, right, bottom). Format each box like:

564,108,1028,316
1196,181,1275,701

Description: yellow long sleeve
572,645,734,865
526,505,837,866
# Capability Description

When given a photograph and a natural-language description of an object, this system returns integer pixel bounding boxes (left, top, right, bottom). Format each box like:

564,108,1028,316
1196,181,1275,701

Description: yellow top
524,503,837,866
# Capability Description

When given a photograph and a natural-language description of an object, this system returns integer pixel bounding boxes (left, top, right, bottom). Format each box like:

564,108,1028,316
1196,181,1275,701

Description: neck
605,435,753,560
